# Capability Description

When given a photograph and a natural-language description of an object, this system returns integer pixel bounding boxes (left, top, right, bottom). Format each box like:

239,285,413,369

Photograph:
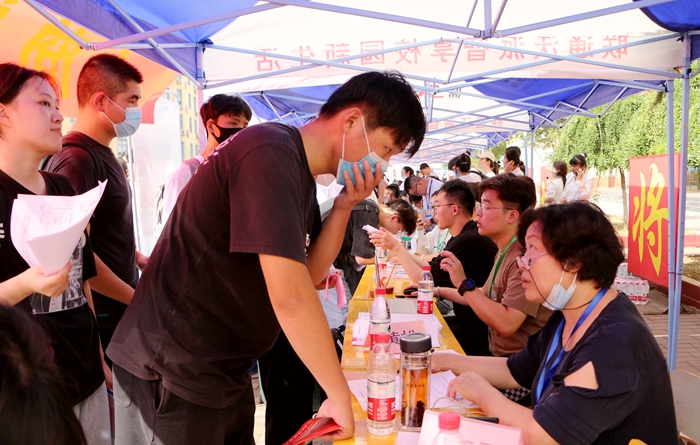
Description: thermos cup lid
400,333,432,353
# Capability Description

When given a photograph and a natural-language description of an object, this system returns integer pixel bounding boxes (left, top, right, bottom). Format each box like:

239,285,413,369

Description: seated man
371,180,498,355
439,174,552,358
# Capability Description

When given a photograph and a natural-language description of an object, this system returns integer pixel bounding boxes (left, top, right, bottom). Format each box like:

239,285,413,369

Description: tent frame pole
666,78,677,371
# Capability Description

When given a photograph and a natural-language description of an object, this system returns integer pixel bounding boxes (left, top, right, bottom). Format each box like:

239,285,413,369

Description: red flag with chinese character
628,154,680,285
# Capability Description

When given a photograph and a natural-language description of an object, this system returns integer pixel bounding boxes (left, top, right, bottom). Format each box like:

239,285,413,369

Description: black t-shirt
428,220,498,321
46,132,138,326
333,200,379,294
507,294,677,444
107,123,322,409
0,169,102,405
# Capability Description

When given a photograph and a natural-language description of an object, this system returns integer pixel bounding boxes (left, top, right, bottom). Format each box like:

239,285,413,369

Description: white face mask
543,270,577,311
103,97,141,138
336,115,389,186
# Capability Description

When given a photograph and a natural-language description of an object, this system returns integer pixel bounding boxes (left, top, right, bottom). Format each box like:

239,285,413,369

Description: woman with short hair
433,202,677,444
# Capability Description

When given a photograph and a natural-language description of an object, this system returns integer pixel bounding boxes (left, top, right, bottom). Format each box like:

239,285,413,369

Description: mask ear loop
341,131,346,161
360,114,371,154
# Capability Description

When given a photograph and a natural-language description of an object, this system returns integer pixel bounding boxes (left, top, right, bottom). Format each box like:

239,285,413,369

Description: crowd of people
0,54,677,445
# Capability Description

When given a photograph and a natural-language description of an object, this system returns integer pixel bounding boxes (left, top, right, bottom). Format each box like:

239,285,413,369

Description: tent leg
666,79,677,371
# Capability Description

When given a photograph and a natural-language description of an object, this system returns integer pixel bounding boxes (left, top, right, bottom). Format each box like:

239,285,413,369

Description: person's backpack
0,188,6,248
153,157,201,236
470,168,488,181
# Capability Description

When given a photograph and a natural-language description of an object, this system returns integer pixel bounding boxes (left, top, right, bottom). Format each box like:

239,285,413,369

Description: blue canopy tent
20,0,700,368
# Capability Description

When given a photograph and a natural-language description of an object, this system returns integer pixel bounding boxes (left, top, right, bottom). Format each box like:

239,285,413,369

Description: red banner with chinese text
628,154,680,285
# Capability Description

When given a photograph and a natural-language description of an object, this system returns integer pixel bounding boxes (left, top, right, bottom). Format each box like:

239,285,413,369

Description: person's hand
31,262,71,296
315,397,355,440
389,256,402,265
416,217,425,232
431,351,459,374
369,227,401,251
314,274,338,290
334,160,383,212
135,251,149,271
102,360,113,391
438,251,466,288
447,371,496,403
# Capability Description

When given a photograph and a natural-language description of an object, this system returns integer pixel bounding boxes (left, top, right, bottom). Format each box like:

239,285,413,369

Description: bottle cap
400,333,432,353
375,287,387,296
374,333,390,344
402,236,412,242
438,411,461,430
422,265,431,271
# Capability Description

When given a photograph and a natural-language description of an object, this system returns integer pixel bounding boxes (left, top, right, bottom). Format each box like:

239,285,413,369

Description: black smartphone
402,288,418,297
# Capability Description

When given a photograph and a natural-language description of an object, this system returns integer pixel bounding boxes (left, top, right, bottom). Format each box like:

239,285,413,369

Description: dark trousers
447,307,491,356
113,365,255,445
258,331,322,445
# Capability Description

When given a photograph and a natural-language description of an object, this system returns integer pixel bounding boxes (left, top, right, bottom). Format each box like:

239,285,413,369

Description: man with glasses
371,180,497,355
439,174,552,359
403,174,442,224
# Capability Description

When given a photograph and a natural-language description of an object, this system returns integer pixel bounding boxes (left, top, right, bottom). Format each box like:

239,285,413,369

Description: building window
189,117,193,132
177,89,182,103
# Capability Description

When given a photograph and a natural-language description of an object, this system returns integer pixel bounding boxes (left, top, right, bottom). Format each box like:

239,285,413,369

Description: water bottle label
369,323,391,350
367,380,396,422
417,300,433,314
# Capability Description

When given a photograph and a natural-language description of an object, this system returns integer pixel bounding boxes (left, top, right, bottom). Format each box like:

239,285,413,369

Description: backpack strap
0,187,6,247
183,157,202,177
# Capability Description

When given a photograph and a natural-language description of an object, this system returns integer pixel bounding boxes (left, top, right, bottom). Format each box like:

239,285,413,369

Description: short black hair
478,173,536,214
77,54,142,107
419,163,430,170
403,175,421,195
387,199,417,235
200,94,253,134
0,63,59,139
504,146,521,164
0,305,87,445
385,184,400,200
319,71,425,157
517,202,624,288
439,179,476,216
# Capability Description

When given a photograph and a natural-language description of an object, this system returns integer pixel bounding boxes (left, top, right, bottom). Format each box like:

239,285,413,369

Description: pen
471,416,499,424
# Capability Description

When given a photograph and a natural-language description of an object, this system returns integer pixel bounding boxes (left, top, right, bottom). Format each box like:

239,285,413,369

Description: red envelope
282,417,341,445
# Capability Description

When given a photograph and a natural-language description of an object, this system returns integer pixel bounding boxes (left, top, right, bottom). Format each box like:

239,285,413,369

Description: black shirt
108,123,321,409
333,200,379,294
0,169,102,405
507,294,677,444
429,220,498,321
46,132,138,327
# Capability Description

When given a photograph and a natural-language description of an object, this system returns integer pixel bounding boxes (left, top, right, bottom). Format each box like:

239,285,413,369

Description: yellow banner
0,0,176,118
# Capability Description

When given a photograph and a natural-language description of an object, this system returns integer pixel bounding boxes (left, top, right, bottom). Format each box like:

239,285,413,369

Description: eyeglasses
476,202,515,213
515,252,547,270
431,203,456,210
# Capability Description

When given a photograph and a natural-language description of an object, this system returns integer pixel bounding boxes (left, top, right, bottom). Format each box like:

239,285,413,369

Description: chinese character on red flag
628,154,680,285
569,36,593,58
498,36,524,60
431,41,456,63
602,35,629,59
325,43,352,68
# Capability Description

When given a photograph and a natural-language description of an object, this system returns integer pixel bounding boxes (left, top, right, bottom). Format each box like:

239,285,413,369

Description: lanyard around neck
534,287,608,405
488,236,517,297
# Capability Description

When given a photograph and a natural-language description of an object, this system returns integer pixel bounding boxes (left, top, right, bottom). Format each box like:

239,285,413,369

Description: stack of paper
11,181,106,275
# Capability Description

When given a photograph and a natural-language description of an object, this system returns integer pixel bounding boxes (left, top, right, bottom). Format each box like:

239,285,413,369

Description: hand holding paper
10,181,107,275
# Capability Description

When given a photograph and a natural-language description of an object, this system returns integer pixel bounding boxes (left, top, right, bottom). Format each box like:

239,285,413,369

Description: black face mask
210,122,244,145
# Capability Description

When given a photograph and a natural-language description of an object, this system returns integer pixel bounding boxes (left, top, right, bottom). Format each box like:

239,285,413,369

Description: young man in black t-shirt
46,54,148,359
107,71,426,445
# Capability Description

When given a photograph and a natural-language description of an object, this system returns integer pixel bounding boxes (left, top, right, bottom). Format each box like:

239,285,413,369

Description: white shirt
162,155,204,225
562,170,594,202
423,178,443,214
545,176,564,204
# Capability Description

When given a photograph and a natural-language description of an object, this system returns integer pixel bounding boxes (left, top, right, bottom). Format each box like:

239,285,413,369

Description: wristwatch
458,278,477,295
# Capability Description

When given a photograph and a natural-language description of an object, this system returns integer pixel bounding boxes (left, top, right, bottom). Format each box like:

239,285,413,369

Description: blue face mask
103,97,141,138
543,270,577,311
336,115,389,186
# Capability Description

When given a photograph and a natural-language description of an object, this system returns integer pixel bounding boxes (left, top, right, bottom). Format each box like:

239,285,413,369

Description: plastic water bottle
639,280,650,305
370,287,391,351
367,332,397,435
376,246,388,287
418,265,434,314
431,411,466,445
